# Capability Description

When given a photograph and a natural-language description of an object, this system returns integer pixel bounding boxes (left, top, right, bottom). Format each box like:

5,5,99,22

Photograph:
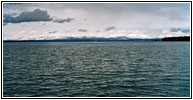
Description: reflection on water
3,42,190,97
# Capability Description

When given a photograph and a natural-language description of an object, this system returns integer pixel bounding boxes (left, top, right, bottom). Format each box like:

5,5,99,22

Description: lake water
3,42,190,97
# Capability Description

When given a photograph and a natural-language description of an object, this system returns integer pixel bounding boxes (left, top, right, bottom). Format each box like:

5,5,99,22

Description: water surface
3,42,190,97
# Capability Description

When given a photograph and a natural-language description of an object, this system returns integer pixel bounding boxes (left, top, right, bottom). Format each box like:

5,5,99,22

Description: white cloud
3,3,190,40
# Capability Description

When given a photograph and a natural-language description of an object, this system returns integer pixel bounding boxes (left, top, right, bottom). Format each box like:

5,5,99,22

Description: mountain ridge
3,36,190,42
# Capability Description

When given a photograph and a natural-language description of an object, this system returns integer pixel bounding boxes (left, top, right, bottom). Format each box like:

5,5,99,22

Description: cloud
157,28,190,38
170,28,181,32
181,29,190,33
3,23,8,26
3,9,52,23
3,9,76,24
105,26,116,31
3,3,190,40
170,28,190,33
52,17,75,23
84,18,87,21
49,31,57,34
96,30,100,32
78,29,88,32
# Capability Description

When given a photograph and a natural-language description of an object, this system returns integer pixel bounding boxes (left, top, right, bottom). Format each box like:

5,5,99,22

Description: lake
3,42,190,97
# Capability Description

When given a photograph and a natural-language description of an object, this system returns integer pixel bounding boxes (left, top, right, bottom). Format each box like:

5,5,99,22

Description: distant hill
3,36,190,42
3,37,162,42
162,36,190,41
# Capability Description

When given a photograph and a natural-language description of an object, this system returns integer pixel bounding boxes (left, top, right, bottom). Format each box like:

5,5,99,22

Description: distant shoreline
162,36,190,41
3,36,190,42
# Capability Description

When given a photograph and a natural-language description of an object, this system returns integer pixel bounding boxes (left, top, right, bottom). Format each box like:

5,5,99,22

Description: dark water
3,42,190,97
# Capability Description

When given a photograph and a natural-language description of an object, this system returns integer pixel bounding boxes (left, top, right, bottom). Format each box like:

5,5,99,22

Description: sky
3,3,190,40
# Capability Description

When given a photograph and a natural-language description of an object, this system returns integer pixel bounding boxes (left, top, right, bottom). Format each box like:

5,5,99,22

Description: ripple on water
3,42,190,97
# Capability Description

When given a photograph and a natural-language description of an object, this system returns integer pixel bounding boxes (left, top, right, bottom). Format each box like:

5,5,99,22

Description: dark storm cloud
105,26,116,31
52,17,75,23
3,9,76,24
170,28,190,33
78,29,88,32
3,9,52,23
3,3,22,8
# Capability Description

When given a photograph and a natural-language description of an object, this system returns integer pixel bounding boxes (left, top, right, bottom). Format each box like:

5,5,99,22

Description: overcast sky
3,3,190,40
